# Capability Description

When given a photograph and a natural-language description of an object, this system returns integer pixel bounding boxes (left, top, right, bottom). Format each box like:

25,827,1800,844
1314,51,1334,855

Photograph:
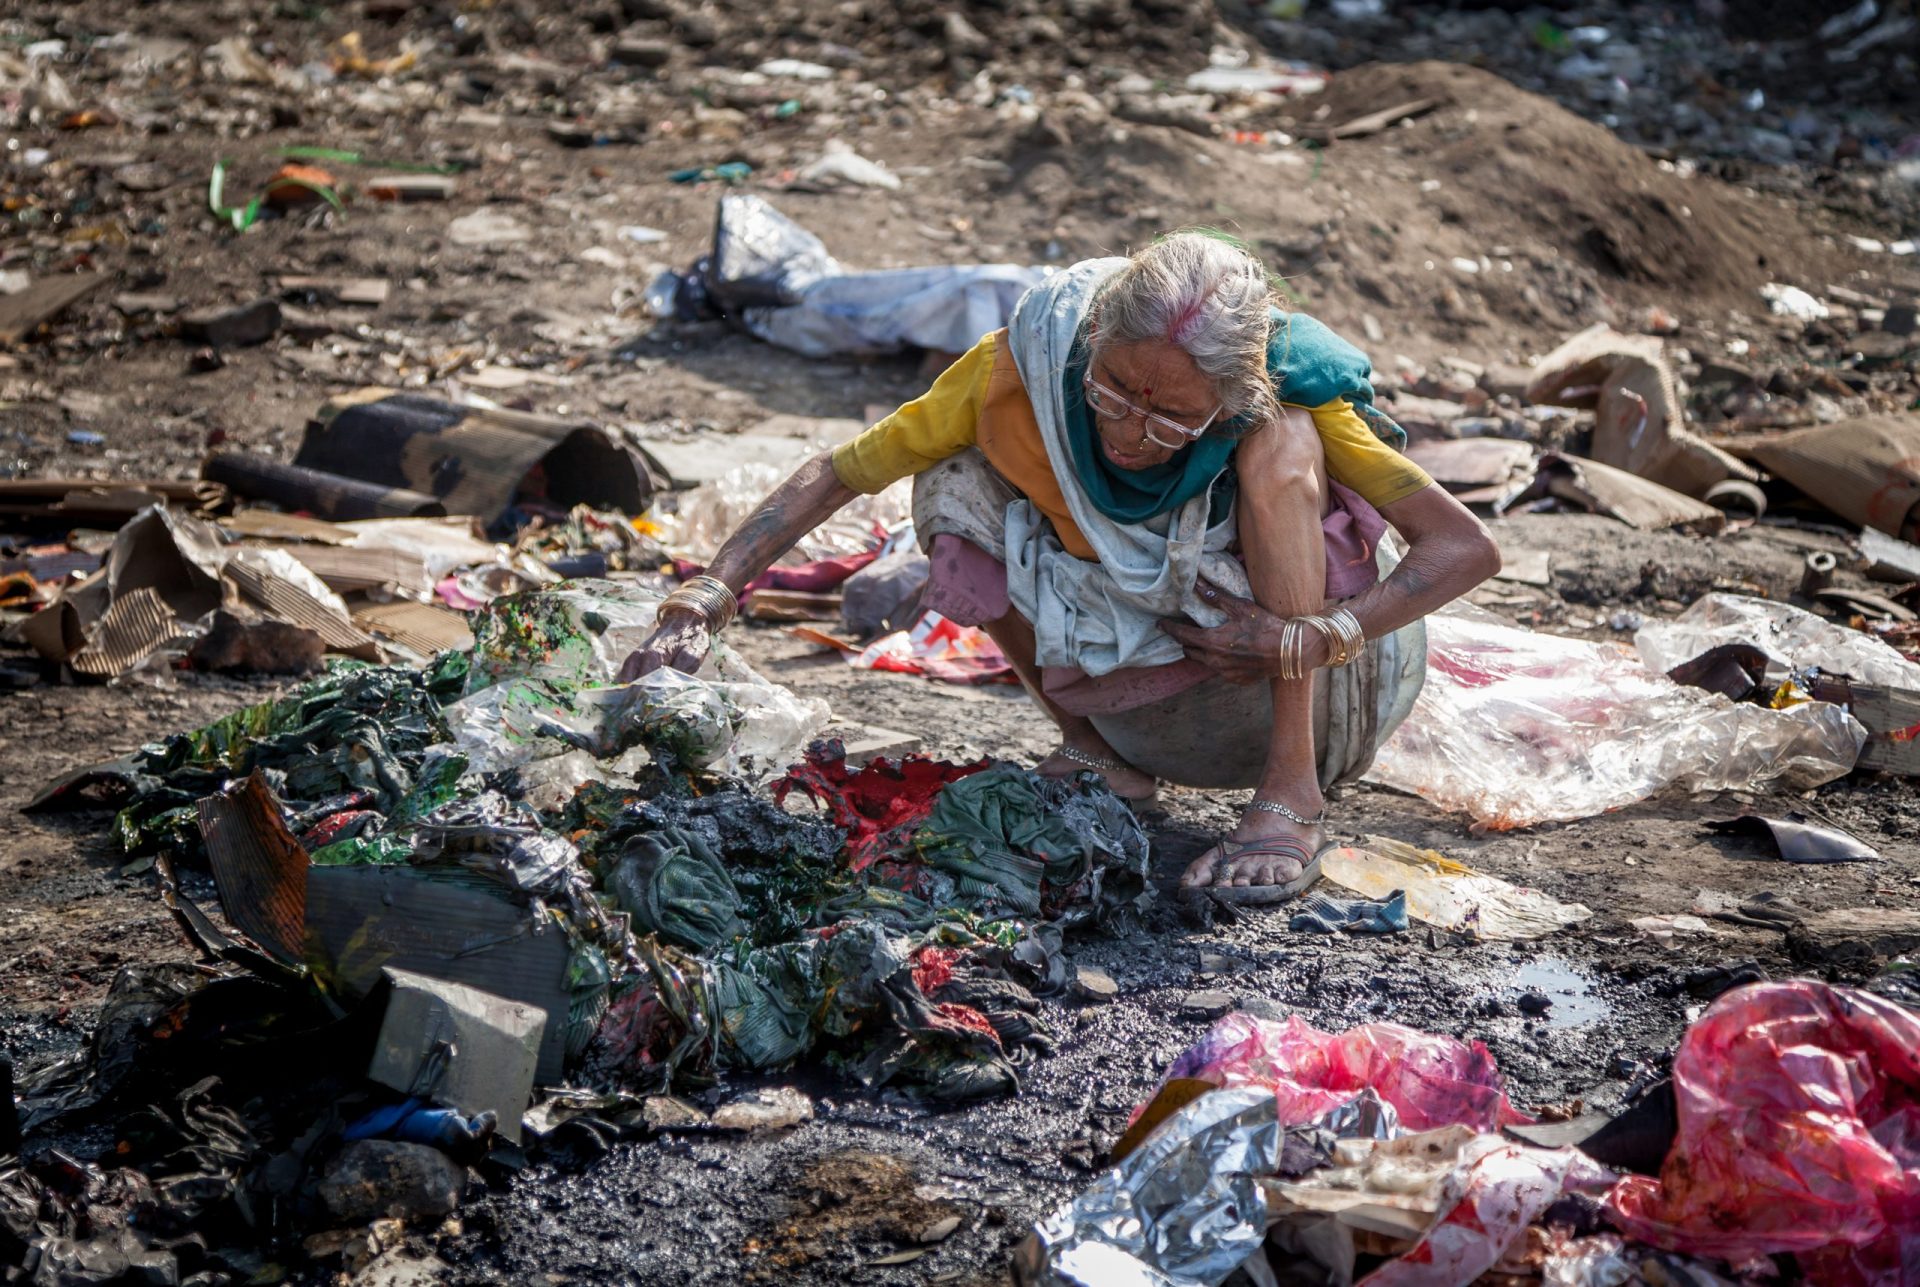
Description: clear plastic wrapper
1607,981,1920,1284
1635,591,1920,689
1368,608,1866,830
650,463,911,565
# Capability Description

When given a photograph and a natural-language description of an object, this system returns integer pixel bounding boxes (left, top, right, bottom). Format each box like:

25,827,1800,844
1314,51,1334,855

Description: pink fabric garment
921,479,1388,716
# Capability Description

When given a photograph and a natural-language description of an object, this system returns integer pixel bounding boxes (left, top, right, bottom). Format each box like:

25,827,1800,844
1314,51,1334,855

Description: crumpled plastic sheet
654,192,1048,358
1607,980,1920,1285
456,579,829,784
1013,1088,1285,1287
1636,592,1920,690
1353,1135,1613,1286
649,461,912,565
1320,838,1591,941
1142,1012,1530,1135
1367,607,1866,829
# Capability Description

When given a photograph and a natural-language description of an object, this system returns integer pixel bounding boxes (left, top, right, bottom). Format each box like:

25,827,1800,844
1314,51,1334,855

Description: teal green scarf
1060,308,1406,524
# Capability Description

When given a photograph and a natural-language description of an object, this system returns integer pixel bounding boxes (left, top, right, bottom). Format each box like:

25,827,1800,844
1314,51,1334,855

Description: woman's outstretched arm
619,449,856,678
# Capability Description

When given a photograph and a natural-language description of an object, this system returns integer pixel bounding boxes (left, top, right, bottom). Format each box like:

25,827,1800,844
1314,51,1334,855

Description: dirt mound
948,59,1861,358
1312,61,1837,304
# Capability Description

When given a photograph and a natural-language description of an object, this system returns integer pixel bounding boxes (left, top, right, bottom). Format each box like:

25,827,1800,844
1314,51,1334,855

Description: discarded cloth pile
8,579,1151,1281
1016,979,1920,1287
30,579,1150,1101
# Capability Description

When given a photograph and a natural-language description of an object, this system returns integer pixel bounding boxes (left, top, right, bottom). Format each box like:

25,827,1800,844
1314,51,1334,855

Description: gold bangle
1327,606,1365,665
1278,618,1300,681
1299,614,1339,669
661,574,738,632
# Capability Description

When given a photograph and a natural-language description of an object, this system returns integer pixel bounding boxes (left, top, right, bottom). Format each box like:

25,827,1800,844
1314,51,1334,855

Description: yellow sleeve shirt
831,333,1432,512
830,334,993,494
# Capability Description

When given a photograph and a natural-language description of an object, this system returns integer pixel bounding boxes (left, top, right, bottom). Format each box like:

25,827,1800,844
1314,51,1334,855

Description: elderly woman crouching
622,232,1500,901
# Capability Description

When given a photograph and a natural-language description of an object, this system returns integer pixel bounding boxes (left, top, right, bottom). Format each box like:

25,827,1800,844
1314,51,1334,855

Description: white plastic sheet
1368,609,1865,829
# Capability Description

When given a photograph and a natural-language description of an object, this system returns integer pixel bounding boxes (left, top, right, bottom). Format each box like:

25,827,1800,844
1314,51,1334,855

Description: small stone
711,1086,812,1131
917,1214,963,1243
612,34,673,66
1516,991,1553,1017
318,1141,464,1225
1179,989,1235,1022
1881,302,1917,336
180,298,280,348
674,11,719,45
1073,965,1118,1003
187,346,224,373
1235,996,1290,1023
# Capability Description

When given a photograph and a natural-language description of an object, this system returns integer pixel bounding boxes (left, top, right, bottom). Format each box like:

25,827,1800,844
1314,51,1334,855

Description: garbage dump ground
4,0,1920,1283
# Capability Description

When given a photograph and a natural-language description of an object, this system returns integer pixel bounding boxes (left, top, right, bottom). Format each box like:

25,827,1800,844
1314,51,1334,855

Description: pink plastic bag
1140,1012,1531,1134
1607,982,1920,1285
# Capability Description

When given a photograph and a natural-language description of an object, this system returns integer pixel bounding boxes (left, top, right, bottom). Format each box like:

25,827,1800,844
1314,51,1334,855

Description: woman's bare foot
1035,733,1157,802
1180,799,1325,889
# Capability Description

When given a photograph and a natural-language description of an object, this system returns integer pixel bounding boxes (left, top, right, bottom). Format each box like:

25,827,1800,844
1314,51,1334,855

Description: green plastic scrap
279,145,466,175
208,159,261,232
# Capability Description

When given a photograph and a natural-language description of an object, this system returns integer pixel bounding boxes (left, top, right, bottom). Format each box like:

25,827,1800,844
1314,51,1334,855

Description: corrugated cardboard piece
296,389,657,524
197,770,309,963
6,504,384,676
1743,415,1920,541
351,600,475,656
1527,324,1755,497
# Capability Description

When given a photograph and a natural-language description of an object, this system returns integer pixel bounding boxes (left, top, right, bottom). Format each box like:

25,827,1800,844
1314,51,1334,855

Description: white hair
1089,233,1281,428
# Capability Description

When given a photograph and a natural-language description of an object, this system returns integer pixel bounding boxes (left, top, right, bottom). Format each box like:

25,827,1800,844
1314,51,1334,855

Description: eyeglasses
1082,372,1222,450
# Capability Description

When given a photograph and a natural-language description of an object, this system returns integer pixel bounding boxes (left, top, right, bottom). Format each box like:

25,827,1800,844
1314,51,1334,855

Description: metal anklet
1053,745,1133,774
1247,797,1327,826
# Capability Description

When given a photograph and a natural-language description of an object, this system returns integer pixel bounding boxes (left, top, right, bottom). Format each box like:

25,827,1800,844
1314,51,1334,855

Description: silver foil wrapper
1011,1087,1282,1287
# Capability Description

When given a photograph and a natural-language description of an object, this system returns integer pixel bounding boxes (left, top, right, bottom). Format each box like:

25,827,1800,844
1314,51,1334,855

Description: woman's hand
1158,579,1329,683
617,606,713,681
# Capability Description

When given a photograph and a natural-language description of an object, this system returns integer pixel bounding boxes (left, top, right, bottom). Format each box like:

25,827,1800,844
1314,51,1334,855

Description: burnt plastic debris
294,389,658,529
203,450,448,521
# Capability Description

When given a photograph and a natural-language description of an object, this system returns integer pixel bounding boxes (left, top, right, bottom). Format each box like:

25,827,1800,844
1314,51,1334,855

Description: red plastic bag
1607,981,1920,1284
1139,1012,1531,1134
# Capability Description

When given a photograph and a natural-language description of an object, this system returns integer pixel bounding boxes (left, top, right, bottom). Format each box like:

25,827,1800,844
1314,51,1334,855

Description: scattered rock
318,1141,465,1225
180,298,280,348
1179,989,1235,1022
1516,990,1553,1016
1787,908,1920,968
1881,302,1918,336
612,34,673,67
1072,965,1118,1003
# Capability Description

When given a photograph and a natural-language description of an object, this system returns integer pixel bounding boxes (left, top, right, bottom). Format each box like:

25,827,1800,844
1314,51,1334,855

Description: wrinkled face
1087,339,1219,471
